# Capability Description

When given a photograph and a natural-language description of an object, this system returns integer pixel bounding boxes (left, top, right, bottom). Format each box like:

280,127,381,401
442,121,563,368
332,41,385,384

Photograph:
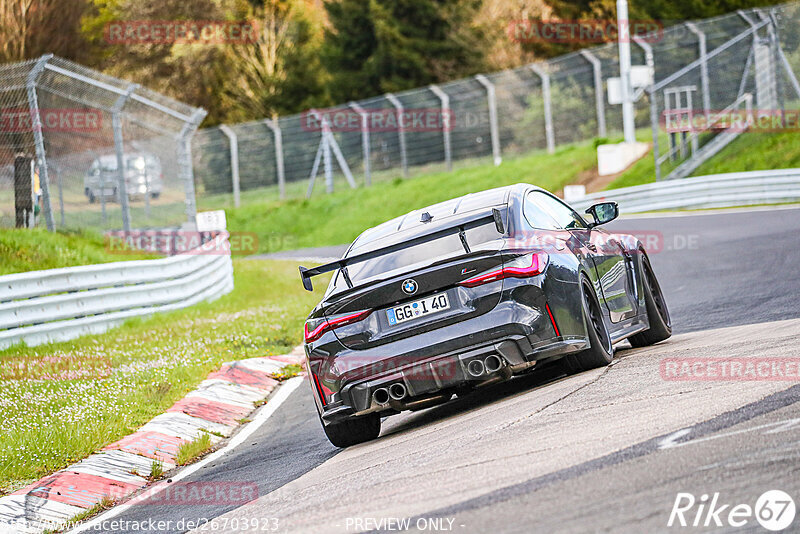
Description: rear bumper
308,276,589,424
319,334,586,423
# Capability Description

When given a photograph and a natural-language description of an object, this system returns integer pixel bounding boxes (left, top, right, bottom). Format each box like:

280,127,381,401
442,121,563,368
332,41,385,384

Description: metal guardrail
0,234,233,349
571,169,800,214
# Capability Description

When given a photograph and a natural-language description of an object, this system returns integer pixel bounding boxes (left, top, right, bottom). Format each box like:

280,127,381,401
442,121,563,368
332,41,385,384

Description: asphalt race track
86,206,800,534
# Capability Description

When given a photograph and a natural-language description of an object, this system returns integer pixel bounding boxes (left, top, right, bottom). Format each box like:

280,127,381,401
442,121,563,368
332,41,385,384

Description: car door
526,191,636,323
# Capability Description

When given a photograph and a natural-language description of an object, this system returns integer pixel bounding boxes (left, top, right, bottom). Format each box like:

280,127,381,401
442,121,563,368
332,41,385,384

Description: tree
81,0,229,122
0,0,89,63
219,0,328,122
322,0,487,102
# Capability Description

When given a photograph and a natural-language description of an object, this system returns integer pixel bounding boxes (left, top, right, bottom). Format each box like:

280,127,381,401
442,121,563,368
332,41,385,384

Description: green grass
604,130,800,190
224,140,601,254
149,459,165,480
692,131,800,175
0,259,326,494
0,228,157,276
175,433,213,466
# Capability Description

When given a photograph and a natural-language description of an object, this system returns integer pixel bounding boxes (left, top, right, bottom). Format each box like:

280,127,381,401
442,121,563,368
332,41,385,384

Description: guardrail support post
530,64,555,154
25,54,55,231
475,75,502,166
218,125,240,208
178,109,207,224
429,84,453,171
263,119,286,200
349,102,372,185
685,23,711,121
579,51,607,138
111,83,138,232
385,93,409,177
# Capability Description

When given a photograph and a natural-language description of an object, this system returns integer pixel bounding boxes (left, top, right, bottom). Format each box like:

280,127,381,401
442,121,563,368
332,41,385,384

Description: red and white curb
0,348,305,534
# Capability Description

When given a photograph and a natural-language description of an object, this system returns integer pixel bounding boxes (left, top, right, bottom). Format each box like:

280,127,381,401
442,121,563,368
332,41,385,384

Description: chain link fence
0,55,206,232
194,2,800,206
3,5,798,232
648,3,800,179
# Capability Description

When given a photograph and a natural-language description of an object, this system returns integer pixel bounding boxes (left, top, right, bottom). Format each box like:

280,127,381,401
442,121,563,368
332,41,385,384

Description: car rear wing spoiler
299,208,505,291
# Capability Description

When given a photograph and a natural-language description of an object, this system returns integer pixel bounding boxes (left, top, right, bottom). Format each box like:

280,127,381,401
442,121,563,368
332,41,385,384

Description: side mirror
585,202,619,228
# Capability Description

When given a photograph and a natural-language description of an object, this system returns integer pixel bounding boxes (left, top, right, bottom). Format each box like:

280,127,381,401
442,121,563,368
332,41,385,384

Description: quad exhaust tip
372,387,390,405
389,382,407,401
484,354,503,373
467,359,485,377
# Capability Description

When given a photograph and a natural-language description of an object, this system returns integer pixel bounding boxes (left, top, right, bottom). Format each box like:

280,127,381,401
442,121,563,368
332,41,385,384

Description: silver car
84,153,163,203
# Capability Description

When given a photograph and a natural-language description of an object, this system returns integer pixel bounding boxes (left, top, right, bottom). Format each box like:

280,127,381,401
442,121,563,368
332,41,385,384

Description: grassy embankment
0,259,327,494
0,228,156,276
215,130,800,255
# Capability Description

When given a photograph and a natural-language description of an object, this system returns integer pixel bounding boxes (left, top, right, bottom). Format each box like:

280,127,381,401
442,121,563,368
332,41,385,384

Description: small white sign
608,66,655,104
196,210,227,232
563,185,586,202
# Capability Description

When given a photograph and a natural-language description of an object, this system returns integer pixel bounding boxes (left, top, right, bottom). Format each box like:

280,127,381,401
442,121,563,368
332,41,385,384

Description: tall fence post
54,164,65,227
739,10,776,112
686,23,711,120
218,125,240,208
474,75,502,166
385,93,409,177
770,9,800,99
757,9,785,116
178,109,207,224
263,119,286,199
429,84,453,171
530,64,555,154
25,54,55,231
112,83,138,232
579,50,607,138
649,88,661,181
349,102,372,185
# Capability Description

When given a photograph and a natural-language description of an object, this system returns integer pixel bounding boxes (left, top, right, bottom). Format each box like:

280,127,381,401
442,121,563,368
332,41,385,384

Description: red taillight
304,309,372,343
459,253,548,288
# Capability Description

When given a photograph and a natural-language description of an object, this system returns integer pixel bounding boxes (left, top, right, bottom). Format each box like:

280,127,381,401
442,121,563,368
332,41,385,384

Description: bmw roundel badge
402,279,418,295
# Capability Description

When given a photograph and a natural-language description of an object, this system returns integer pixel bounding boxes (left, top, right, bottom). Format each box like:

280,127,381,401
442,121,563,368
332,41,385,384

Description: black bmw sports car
299,184,671,447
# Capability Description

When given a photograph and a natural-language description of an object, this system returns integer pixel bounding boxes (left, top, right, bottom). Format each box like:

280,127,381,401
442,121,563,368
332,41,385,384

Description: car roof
350,183,532,251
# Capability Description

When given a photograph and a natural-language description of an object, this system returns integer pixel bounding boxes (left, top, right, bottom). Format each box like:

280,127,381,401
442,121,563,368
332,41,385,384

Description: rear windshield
327,223,499,294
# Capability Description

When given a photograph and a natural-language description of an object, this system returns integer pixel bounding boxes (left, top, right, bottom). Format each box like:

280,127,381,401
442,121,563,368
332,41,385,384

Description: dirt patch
554,144,651,197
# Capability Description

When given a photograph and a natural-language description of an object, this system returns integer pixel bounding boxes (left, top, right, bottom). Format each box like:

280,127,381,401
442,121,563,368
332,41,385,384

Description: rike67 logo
669,490,796,531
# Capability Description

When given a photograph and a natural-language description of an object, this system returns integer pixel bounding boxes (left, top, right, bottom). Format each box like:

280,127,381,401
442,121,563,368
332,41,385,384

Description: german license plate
387,293,450,326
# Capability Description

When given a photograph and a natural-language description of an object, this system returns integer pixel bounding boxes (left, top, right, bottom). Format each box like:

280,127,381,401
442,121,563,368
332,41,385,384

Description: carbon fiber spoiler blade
299,208,505,291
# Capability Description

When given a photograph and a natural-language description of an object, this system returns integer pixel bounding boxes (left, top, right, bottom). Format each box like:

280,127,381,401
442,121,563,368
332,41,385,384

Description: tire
322,413,381,448
564,278,614,373
628,255,672,347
